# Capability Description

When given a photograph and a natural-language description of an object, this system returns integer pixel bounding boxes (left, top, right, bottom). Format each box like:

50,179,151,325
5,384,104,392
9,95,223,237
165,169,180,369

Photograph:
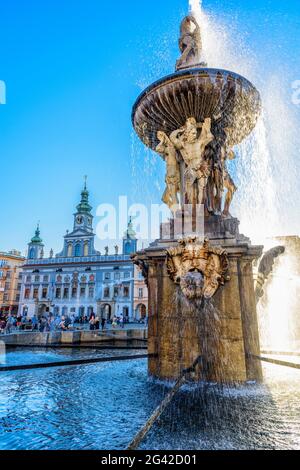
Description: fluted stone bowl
132,68,261,149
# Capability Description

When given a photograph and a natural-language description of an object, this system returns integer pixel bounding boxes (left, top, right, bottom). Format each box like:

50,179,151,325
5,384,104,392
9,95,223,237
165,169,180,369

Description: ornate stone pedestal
134,219,263,384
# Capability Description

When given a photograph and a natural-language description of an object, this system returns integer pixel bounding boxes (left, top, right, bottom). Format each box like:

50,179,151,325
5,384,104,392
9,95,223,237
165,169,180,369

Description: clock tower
123,217,137,255
57,179,99,258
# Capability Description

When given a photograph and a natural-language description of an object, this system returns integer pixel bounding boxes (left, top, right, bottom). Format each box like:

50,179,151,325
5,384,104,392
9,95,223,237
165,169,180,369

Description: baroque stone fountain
132,11,263,383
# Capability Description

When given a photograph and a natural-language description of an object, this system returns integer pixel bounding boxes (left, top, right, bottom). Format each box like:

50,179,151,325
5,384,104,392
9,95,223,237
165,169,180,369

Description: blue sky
0,0,300,254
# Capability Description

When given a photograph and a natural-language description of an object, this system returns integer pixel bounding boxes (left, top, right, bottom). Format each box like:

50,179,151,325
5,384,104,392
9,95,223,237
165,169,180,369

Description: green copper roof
31,224,43,244
76,180,92,214
124,217,136,239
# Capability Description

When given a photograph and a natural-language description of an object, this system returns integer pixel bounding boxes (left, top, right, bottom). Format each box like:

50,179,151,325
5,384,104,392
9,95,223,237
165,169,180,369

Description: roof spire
76,177,92,214
31,222,43,244
124,216,136,239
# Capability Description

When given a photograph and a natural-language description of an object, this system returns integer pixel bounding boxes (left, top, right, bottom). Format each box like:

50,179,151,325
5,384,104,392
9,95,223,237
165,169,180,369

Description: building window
67,243,73,257
42,288,48,299
26,275,31,283
104,287,110,298
84,241,89,257
114,272,120,280
3,294,8,302
88,286,94,298
75,243,81,257
124,272,130,279
6,271,11,280
55,288,61,299
29,248,35,259
138,288,143,299
70,308,76,313
72,287,77,298
80,286,86,298
17,283,22,291
43,275,49,283
4,282,10,291
62,306,68,316
104,272,111,281
114,287,119,297
34,275,40,283
15,294,20,302
124,286,130,298
24,288,30,299
63,287,69,299
123,307,129,318
33,288,39,299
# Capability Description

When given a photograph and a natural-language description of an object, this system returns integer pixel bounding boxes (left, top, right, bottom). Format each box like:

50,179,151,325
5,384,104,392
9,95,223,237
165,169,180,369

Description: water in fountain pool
0,348,300,450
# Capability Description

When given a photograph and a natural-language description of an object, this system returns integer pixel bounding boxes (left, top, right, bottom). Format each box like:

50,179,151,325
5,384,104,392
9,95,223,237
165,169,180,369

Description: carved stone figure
114,245,119,255
105,246,109,256
166,237,229,304
255,246,285,301
170,117,214,205
132,257,149,287
156,131,181,209
221,148,237,217
176,15,202,70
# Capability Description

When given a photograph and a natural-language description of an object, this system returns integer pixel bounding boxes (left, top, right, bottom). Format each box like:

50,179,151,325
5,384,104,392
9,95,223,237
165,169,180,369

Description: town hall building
18,183,147,322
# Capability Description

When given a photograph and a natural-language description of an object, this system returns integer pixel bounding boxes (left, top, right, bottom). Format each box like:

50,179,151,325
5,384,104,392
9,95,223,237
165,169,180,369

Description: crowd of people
0,312,135,335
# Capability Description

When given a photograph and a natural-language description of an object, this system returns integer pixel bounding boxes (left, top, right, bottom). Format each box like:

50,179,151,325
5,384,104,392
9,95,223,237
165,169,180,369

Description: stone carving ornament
166,237,229,303
156,117,237,217
176,15,203,70
156,117,214,209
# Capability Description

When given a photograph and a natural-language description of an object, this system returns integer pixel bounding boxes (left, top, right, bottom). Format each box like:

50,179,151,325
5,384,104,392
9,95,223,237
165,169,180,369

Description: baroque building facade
18,184,148,321
0,250,25,316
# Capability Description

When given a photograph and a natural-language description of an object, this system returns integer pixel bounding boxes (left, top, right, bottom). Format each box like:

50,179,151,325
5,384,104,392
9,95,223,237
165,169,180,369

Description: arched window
29,248,35,259
67,243,73,257
75,243,81,257
84,241,89,257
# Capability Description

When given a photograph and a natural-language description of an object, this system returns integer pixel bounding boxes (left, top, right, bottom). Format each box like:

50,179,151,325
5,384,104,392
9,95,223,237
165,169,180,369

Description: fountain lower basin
0,348,300,450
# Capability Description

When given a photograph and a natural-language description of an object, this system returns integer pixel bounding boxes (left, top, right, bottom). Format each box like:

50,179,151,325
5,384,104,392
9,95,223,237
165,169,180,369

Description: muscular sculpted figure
156,131,181,210
222,149,237,217
170,117,214,205
176,15,202,70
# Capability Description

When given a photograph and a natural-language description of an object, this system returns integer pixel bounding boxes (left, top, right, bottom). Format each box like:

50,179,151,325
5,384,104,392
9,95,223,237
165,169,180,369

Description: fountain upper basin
132,67,261,149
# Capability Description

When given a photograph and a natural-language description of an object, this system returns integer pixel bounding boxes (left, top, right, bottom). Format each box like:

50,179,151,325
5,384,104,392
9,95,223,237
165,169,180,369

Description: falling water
188,0,300,351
